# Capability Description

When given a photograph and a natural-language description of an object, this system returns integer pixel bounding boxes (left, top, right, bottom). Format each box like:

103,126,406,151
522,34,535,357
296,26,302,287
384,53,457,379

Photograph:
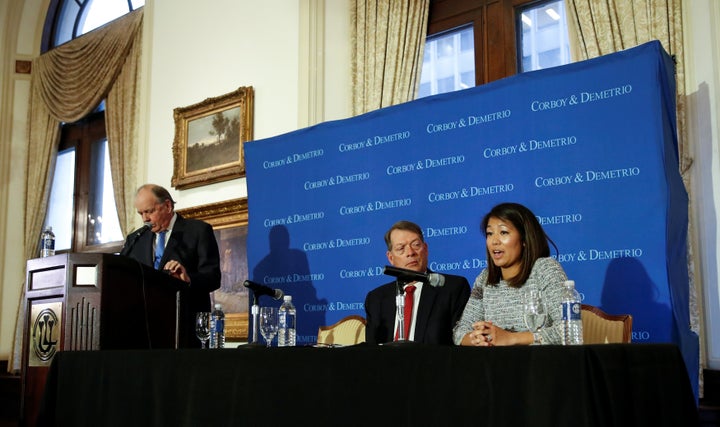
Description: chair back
316,315,366,346
581,304,633,344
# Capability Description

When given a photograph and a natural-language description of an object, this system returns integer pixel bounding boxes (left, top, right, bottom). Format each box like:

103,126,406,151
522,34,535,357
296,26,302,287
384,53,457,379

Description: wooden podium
20,253,188,426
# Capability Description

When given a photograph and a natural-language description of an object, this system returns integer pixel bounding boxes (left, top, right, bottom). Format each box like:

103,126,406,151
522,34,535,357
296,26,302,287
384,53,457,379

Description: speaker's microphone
120,222,153,256
383,265,444,287
243,280,284,300
430,273,445,288
131,222,152,236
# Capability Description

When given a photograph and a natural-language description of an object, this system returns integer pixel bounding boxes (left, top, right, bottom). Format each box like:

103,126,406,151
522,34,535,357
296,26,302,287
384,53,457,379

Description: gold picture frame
177,198,249,341
171,86,254,190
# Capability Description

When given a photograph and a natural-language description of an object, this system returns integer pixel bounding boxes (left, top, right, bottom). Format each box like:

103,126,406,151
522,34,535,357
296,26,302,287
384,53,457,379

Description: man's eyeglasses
391,239,424,255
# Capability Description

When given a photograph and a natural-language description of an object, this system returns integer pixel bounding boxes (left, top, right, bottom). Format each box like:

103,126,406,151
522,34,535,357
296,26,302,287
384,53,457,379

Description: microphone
119,222,152,256
383,265,445,287
243,280,284,300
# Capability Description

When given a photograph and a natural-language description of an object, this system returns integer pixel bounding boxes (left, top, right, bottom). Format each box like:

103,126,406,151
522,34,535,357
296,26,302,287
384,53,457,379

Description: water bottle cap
214,303,222,310
283,295,292,302
564,280,575,287
47,226,53,232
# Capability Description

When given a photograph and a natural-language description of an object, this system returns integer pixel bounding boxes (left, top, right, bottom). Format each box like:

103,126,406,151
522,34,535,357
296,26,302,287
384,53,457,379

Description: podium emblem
29,302,62,366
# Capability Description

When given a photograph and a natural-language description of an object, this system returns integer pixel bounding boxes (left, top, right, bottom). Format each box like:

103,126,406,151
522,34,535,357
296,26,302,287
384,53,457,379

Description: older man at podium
120,183,221,348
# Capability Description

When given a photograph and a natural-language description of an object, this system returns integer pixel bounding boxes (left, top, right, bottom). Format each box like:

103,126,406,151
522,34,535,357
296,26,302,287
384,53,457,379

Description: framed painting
176,198,249,341
171,86,254,190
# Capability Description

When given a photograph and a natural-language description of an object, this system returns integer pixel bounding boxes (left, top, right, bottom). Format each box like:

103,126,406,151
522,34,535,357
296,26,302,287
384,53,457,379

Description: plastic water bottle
277,295,297,347
209,303,225,348
40,227,55,257
561,280,583,345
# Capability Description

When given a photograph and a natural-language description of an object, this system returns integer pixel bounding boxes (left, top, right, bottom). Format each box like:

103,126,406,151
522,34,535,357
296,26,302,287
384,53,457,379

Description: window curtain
351,0,430,116
564,2,688,172
9,9,143,373
564,0,701,390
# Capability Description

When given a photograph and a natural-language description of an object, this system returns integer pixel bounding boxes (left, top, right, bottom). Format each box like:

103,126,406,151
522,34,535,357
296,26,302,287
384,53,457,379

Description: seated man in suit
364,220,470,345
120,183,221,348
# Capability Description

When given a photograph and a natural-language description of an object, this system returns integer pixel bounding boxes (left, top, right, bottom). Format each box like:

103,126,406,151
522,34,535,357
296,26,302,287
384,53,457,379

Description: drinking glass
259,307,279,347
195,312,211,349
523,287,547,333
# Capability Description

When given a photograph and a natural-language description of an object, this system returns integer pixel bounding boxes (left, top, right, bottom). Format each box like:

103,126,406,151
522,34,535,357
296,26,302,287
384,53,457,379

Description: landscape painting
171,86,254,189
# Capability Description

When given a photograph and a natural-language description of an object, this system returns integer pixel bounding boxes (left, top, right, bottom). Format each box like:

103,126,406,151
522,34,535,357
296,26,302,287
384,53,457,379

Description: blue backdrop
244,41,698,396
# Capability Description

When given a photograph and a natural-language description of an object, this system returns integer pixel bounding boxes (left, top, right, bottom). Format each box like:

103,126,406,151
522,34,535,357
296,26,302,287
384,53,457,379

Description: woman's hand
462,321,533,346
462,321,495,346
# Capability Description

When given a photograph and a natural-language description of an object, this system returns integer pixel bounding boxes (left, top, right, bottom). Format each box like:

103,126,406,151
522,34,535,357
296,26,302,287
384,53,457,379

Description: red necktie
402,284,416,340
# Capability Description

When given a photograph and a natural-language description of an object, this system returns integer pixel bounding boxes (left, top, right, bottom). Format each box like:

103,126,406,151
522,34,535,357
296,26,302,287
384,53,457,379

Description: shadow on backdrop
600,257,675,343
250,225,327,345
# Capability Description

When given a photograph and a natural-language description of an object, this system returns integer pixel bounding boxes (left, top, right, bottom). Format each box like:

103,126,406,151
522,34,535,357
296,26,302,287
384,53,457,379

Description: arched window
42,0,145,52
40,0,144,255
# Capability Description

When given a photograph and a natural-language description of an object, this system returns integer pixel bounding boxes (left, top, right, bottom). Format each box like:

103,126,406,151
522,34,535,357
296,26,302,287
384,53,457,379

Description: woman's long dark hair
482,202,558,287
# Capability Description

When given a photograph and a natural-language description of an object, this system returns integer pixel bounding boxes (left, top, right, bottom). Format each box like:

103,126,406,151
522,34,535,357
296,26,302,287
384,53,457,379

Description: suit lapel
161,214,186,264
162,215,185,265
414,284,437,342
137,232,154,266
382,284,399,337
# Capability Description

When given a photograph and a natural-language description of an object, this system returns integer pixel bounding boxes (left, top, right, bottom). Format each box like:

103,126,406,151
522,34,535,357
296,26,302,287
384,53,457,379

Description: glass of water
259,307,279,348
195,312,211,349
523,286,547,334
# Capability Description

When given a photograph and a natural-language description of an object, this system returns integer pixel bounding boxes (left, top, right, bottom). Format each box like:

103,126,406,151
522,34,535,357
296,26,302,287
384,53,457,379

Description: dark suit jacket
121,214,221,348
364,272,470,345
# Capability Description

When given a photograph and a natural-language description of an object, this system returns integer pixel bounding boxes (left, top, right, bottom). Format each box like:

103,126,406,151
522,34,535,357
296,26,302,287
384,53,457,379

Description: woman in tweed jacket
454,202,568,346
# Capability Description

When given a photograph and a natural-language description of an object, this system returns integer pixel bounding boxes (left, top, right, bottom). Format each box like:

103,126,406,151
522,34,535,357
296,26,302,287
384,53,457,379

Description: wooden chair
581,304,633,344
316,315,367,346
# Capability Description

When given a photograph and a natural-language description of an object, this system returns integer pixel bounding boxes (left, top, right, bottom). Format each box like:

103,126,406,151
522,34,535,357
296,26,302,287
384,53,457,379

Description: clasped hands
464,321,507,347
162,260,190,282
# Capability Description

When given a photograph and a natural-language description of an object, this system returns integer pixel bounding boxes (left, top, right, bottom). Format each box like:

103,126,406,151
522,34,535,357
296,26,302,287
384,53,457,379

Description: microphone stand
240,288,284,348
120,229,144,256
395,279,406,342
384,278,422,347
119,223,151,257
246,292,264,347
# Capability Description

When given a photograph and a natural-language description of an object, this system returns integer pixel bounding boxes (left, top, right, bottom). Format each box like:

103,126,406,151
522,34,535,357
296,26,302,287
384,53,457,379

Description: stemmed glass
195,312,211,349
523,286,547,334
259,307,279,347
